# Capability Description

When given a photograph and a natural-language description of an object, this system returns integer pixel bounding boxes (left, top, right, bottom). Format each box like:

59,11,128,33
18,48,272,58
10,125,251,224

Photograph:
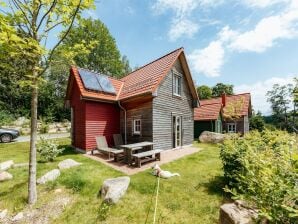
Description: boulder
219,202,258,224
37,169,60,184
12,212,23,222
199,131,226,143
58,159,81,170
0,209,7,219
0,171,13,182
0,160,14,171
100,176,130,204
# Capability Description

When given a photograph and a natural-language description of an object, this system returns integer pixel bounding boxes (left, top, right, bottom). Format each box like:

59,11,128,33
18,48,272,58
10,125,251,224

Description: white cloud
229,4,298,52
188,40,225,77
191,1,298,77
243,0,289,8
235,76,294,115
152,0,221,41
168,18,199,41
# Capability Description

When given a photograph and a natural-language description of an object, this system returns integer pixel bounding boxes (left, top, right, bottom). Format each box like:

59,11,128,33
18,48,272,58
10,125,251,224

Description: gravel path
15,133,70,142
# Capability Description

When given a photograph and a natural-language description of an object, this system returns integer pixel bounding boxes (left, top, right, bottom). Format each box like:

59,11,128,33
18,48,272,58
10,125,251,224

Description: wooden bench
132,150,162,167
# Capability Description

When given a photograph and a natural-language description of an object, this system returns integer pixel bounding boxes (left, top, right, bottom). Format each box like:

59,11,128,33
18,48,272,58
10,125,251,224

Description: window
173,74,181,96
227,123,236,133
133,119,141,135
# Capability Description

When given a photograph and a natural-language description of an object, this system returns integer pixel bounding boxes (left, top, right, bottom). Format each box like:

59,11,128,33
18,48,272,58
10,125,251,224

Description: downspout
118,101,127,144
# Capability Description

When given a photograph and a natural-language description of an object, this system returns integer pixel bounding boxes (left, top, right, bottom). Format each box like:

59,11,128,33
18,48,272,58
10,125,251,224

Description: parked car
0,128,20,143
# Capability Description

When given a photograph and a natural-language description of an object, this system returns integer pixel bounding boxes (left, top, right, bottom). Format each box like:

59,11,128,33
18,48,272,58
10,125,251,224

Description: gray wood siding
152,59,194,150
120,101,153,144
223,116,249,135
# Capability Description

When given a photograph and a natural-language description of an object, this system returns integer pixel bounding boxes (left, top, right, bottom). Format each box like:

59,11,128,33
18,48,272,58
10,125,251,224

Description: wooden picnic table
120,141,154,165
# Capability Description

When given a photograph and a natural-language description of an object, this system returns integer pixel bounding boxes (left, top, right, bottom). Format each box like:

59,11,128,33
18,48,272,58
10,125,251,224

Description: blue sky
89,0,298,114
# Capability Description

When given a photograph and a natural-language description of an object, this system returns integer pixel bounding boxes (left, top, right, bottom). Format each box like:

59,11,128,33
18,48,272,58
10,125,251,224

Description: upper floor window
133,119,141,135
173,74,181,96
227,123,236,133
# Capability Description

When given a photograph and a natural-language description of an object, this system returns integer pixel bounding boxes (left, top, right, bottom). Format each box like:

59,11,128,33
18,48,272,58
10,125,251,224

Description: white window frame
173,74,182,96
227,123,236,133
133,119,141,135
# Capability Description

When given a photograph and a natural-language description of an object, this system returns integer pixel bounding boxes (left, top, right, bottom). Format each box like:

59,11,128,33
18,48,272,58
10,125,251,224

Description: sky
87,0,298,114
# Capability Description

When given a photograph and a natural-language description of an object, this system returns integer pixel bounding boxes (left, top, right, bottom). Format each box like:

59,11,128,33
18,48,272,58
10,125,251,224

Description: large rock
0,171,13,182
100,176,130,204
0,209,8,219
37,169,60,184
12,212,23,222
199,131,226,143
58,159,81,170
219,201,258,224
0,160,14,171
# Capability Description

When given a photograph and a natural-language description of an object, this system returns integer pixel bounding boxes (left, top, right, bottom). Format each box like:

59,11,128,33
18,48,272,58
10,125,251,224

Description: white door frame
173,115,182,148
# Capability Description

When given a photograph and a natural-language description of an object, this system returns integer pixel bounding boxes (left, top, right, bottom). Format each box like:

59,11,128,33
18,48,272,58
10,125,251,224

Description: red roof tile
195,93,251,121
66,47,198,103
119,48,183,99
194,103,222,121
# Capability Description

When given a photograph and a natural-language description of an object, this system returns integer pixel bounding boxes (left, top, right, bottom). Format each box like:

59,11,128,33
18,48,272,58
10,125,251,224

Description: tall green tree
0,0,94,205
266,83,293,130
249,111,265,132
212,83,234,97
196,85,212,99
60,18,129,78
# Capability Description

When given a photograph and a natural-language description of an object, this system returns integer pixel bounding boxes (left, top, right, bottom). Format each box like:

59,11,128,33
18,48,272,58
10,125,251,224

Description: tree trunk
28,76,38,205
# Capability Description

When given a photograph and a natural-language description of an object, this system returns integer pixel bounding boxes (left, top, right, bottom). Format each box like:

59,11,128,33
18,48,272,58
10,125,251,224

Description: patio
84,145,201,175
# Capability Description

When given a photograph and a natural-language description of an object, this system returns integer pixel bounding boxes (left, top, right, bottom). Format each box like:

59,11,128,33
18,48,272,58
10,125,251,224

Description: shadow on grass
195,175,227,196
59,144,78,156
0,181,27,197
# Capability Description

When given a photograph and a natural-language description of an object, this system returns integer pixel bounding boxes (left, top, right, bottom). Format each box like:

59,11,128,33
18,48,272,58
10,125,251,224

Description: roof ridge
120,47,183,80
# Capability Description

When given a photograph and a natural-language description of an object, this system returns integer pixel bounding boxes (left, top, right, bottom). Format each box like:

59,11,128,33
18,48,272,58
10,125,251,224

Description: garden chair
92,136,124,161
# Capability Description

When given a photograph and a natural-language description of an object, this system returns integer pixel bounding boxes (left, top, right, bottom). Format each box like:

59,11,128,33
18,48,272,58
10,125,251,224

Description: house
194,93,252,138
65,48,199,153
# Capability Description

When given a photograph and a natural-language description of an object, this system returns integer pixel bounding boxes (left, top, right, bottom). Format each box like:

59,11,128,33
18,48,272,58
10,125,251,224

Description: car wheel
0,134,12,143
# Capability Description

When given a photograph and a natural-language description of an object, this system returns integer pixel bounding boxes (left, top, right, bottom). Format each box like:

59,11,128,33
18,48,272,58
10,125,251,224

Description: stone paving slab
84,145,201,175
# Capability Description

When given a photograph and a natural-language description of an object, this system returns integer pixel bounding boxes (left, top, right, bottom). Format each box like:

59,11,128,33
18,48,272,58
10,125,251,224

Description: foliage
59,18,130,78
220,130,298,223
197,85,212,99
212,83,234,97
37,138,64,162
0,110,15,126
223,97,244,121
249,111,265,132
266,82,297,132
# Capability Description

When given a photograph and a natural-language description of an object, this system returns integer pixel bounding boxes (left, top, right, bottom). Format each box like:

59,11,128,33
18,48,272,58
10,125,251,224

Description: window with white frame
173,74,182,96
227,123,236,133
133,119,141,135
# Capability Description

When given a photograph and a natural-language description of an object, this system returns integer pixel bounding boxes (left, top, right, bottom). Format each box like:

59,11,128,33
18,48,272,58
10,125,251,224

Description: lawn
0,139,227,223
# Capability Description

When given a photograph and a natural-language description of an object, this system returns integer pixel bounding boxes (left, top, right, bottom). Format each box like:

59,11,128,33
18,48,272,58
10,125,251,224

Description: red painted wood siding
85,101,120,150
70,81,86,149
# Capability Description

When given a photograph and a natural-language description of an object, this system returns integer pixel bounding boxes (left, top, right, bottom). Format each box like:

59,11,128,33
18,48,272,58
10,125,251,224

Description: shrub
37,137,64,162
0,110,15,126
220,130,298,223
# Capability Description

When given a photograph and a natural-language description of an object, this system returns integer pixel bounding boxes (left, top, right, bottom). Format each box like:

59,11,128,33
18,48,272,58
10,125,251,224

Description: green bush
220,130,298,223
37,137,64,162
0,110,15,126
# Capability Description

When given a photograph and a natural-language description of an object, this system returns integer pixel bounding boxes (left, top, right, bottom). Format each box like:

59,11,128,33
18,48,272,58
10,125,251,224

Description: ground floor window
227,123,236,133
133,119,141,135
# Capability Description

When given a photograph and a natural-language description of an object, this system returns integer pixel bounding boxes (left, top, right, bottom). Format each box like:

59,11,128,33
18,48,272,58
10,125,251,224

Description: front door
173,115,182,148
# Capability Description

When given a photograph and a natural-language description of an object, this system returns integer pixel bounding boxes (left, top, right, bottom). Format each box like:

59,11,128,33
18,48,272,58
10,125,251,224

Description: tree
212,83,234,97
223,97,244,131
0,0,94,205
196,85,212,99
60,18,128,78
266,83,293,130
249,111,265,132
121,55,132,75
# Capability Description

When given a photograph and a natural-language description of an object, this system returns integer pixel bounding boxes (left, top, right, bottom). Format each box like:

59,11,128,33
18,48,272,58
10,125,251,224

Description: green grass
0,139,227,223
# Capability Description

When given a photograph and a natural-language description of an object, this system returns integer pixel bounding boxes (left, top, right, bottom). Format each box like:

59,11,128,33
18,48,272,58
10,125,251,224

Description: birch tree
0,0,94,205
